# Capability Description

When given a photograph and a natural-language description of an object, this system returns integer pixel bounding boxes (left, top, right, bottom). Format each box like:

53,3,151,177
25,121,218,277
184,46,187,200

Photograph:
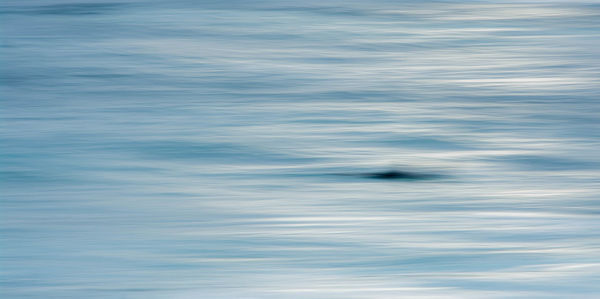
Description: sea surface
2,1,600,298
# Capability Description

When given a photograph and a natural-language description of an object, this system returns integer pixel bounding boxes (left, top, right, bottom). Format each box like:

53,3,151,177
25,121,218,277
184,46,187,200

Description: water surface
2,1,600,298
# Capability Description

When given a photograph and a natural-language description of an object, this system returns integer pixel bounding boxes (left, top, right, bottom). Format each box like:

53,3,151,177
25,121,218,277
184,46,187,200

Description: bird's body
333,170,437,180
364,170,431,180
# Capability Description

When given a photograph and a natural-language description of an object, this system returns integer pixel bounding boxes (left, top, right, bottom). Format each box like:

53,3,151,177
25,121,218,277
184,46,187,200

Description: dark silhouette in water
365,170,431,180
335,170,438,180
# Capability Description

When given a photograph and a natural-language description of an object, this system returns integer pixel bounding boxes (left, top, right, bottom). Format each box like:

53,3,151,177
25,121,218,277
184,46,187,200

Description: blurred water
2,1,600,298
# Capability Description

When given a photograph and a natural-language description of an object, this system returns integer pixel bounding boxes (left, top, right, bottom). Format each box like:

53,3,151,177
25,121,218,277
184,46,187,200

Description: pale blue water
2,1,600,298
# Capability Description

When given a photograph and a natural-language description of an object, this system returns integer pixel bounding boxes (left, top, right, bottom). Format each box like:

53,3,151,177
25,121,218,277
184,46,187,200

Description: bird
363,170,432,180
332,169,437,180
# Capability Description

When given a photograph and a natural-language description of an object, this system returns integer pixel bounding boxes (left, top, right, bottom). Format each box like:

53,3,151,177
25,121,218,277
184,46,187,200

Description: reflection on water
2,1,600,298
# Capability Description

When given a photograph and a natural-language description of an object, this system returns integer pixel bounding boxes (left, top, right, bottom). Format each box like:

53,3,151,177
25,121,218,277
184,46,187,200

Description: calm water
2,1,600,298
